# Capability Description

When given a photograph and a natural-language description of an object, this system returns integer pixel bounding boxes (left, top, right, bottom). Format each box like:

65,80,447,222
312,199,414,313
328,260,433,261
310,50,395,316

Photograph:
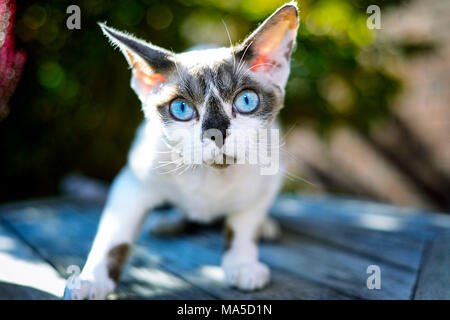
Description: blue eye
169,100,195,121
233,90,259,114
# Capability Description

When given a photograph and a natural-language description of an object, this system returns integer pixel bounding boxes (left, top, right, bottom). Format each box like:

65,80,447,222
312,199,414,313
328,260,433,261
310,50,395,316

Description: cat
64,2,299,299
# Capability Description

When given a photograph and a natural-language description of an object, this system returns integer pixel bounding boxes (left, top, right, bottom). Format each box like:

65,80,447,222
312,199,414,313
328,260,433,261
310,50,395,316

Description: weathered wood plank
413,232,450,299
274,213,426,270
0,202,214,299
191,225,418,300
76,202,352,299
0,223,65,299
272,195,450,238
0,282,60,300
2,196,447,300
268,194,450,274
1,199,351,299
138,227,351,299
198,230,416,300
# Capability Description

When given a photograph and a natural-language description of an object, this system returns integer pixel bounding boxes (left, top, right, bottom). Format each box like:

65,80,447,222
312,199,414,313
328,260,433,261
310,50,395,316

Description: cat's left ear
236,3,299,87
99,23,175,101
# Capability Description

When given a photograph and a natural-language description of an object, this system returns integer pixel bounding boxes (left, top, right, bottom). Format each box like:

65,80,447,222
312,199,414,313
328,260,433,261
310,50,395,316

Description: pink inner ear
128,49,166,92
250,45,274,71
250,30,287,72
249,15,297,72
138,71,166,93
250,53,276,72
251,55,268,71
142,73,165,87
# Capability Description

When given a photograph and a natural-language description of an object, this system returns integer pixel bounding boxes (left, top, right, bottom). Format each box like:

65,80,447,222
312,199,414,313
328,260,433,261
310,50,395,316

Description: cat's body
64,3,299,299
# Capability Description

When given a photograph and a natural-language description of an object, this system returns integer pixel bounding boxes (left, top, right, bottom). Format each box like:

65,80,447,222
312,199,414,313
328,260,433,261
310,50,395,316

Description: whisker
235,61,277,84
247,140,285,150
221,19,236,73
178,164,193,176
159,162,185,175
243,62,276,75
278,148,300,161
281,122,298,142
151,158,183,170
173,58,190,90
280,168,317,187
236,40,253,76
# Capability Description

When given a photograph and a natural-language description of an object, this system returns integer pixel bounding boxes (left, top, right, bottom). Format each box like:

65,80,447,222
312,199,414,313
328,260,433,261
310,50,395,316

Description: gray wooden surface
0,194,449,300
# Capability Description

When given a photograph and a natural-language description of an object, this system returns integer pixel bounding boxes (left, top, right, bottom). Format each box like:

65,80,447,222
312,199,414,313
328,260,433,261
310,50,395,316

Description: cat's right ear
234,3,299,88
99,23,175,101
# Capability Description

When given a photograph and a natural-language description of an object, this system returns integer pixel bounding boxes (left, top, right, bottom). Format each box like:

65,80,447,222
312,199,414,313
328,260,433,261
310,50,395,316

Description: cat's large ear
236,3,299,87
99,23,175,101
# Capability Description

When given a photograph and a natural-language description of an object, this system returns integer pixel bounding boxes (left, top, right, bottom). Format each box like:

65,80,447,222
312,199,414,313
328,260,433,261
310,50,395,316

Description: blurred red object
0,0,26,119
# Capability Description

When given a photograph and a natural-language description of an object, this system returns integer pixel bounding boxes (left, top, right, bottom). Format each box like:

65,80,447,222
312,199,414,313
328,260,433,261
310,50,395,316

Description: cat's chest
165,166,261,222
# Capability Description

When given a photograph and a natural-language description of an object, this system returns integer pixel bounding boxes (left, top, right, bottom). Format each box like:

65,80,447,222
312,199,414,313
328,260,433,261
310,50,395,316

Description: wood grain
414,232,450,299
1,196,449,300
0,223,65,299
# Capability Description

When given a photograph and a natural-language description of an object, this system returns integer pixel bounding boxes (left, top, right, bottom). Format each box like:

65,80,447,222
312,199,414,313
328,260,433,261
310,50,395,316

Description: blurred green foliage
0,0,403,201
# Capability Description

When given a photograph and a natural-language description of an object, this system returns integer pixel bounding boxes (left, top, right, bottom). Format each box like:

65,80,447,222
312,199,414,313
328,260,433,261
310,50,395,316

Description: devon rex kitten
65,3,299,299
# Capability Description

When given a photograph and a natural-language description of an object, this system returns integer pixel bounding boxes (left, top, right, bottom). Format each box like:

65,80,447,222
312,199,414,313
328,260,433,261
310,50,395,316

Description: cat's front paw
63,275,115,300
223,261,270,291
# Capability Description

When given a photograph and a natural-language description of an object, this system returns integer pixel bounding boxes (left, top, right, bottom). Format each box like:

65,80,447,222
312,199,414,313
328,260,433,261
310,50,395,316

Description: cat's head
100,3,299,169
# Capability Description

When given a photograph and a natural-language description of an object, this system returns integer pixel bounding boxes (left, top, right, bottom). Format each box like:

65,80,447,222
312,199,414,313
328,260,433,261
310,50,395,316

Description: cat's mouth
210,163,230,169
205,153,236,169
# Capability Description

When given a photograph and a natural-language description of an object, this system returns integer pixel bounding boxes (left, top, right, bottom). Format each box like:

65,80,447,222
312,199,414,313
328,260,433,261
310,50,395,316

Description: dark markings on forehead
180,62,266,104
177,72,197,102
215,63,240,102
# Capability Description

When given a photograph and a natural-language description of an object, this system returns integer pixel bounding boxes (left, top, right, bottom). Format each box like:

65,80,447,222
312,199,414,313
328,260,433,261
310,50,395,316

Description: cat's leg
258,217,281,242
221,201,273,291
64,166,162,300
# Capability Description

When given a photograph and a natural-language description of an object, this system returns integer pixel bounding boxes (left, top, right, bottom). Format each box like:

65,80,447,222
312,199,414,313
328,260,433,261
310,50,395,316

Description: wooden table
0,194,449,299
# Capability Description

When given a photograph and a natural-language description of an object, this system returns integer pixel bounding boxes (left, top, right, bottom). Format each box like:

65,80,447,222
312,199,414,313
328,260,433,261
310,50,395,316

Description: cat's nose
201,96,230,148
203,128,227,148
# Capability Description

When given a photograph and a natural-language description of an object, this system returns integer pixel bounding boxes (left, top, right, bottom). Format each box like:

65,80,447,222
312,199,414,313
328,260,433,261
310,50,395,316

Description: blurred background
0,0,449,212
